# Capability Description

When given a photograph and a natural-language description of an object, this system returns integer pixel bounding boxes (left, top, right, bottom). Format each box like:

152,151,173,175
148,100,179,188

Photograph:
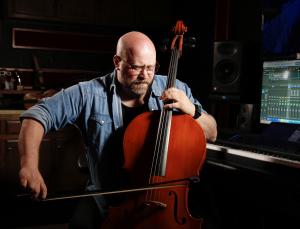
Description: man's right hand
19,166,47,199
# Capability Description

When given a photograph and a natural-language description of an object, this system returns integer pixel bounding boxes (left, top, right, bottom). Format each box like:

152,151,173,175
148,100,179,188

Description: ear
113,55,121,70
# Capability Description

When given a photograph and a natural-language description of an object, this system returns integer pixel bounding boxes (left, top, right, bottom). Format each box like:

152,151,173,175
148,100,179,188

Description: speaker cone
215,59,239,84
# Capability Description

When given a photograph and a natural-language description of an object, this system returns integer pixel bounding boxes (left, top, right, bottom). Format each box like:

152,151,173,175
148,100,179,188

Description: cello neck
166,48,181,89
150,21,188,177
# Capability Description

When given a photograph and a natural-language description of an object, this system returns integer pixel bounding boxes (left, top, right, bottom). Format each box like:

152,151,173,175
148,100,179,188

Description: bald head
116,31,156,62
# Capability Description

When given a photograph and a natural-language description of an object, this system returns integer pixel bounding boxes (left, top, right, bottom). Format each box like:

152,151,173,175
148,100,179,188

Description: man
18,31,217,228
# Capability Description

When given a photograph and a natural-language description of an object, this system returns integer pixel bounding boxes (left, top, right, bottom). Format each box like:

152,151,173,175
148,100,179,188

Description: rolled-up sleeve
20,84,84,134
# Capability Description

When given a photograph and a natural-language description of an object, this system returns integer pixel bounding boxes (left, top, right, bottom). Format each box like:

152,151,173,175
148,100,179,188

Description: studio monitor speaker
212,41,243,94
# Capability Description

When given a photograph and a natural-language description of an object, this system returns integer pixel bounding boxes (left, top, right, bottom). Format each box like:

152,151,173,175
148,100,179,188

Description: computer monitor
260,59,300,125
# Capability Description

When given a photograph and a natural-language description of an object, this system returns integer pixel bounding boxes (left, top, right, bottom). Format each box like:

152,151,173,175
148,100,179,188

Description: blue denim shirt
20,71,203,208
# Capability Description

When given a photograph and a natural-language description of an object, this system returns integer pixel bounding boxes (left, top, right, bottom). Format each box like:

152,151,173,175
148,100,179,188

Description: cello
101,20,207,229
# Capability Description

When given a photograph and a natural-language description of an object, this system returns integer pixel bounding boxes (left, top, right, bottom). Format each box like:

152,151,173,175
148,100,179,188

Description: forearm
18,118,48,199
196,113,217,142
181,101,218,142
18,119,45,169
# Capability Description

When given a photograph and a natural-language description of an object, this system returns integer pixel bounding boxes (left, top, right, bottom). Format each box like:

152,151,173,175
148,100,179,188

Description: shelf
0,90,42,95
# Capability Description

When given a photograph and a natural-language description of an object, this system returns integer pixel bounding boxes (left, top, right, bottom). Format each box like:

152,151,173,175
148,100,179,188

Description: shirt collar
109,70,117,93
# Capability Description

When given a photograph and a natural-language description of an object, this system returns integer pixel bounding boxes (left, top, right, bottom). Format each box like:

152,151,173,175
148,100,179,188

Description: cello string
149,48,179,203
156,49,180,203
146,114,162,201
146,49,177,202
156,49,177,179
146,104,166,200
169,49,180,87
148,49,177,180
156,48,179,199
167,49,178,88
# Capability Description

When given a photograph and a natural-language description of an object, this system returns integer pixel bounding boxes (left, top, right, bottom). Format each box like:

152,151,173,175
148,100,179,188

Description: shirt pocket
87,114,113,156
89,114,113,126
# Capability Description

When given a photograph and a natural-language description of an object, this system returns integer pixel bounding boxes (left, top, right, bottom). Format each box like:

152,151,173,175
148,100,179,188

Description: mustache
132,80,150,85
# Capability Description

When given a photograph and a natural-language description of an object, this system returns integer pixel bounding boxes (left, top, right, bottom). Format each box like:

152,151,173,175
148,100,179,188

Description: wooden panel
12,28,118,53
56,0,95,23
8,0,56,18
5,120,21,134
214,0,232,41
1,139,22,191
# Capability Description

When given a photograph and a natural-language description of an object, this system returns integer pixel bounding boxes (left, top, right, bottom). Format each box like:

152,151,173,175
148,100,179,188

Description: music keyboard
206,143,300,169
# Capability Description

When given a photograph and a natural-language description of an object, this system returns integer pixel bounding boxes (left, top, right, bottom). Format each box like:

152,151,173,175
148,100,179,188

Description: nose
138,67,148,78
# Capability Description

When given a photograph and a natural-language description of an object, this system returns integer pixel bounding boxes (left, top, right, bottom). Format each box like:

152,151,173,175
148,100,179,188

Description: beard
129,80,151,96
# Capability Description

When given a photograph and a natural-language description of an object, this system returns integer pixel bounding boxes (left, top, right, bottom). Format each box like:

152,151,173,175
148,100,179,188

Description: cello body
101,111,206,228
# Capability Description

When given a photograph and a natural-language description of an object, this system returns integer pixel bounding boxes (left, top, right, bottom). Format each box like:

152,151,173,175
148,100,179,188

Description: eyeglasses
118,56,159,74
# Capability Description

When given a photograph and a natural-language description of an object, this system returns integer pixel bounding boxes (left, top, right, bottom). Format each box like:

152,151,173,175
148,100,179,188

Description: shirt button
100,120,104,125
